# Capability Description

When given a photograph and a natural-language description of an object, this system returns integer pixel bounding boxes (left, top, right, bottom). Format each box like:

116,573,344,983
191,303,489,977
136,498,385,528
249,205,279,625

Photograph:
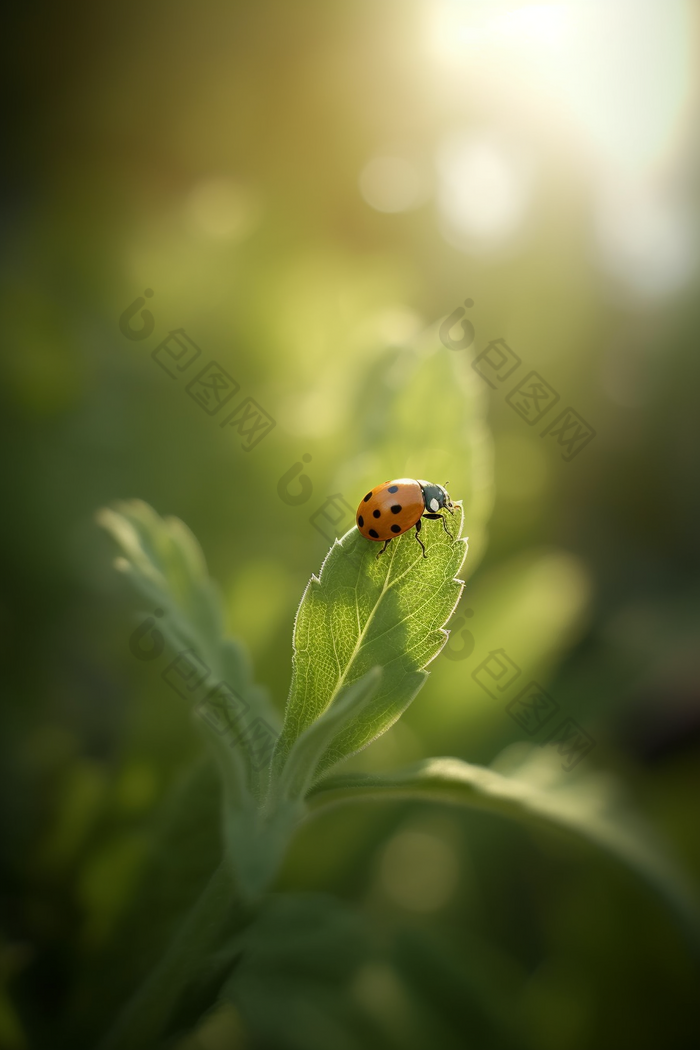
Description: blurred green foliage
1,0,700,1047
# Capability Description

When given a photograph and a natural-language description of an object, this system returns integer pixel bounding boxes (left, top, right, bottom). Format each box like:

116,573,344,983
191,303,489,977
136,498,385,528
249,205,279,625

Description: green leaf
97,500,279,803
96,862,251,1050
306,747,700,943
272,504,468,785
274,668,383,803
219,895,392,1050
67,758,223,1047
98,501,289,901
390,926,528,1050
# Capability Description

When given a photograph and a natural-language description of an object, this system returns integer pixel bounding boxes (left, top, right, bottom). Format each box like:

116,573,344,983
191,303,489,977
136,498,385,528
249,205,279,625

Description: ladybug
356,479,455,559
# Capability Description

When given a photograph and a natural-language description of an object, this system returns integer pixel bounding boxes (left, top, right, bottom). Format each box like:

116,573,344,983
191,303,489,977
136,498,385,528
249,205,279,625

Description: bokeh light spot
436,133,534,250
380,829,459,912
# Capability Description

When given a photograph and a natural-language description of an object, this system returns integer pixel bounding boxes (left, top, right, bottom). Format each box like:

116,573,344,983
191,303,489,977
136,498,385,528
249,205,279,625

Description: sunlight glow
428,0,697,292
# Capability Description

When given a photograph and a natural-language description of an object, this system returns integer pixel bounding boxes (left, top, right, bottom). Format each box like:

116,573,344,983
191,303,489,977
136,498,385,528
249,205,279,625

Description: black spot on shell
391,524,401,533
363,492,372,502
390,504,402,514
373,509,381,518
358,515,364,528
369,528,379,538
388,485,399,493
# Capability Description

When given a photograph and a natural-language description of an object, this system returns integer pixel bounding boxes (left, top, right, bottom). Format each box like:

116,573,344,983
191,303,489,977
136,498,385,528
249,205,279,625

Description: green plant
97,500,700,1050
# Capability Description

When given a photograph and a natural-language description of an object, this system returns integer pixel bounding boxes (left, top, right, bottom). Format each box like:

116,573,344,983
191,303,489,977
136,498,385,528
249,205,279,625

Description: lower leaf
306,747,700,946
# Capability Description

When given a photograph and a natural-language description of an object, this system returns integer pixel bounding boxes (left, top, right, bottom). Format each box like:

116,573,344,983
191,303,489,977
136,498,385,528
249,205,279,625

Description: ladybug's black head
418,480,455,515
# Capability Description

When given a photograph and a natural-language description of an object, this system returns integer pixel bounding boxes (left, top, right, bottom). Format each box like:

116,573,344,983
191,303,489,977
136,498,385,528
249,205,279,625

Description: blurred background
1,0,699,1047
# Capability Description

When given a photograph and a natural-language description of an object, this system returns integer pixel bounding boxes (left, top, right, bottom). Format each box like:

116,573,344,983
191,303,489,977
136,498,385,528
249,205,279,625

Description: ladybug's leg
422,512,454,539
375,538,392,559
439,514,454,539
414,519,427,558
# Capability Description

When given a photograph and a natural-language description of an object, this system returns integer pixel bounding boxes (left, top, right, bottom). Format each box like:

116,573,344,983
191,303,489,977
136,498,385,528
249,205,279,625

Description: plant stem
96,861,250,1050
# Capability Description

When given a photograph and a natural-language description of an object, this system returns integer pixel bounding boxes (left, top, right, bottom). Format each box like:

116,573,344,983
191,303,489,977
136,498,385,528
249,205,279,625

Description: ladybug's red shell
356,479,425,542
